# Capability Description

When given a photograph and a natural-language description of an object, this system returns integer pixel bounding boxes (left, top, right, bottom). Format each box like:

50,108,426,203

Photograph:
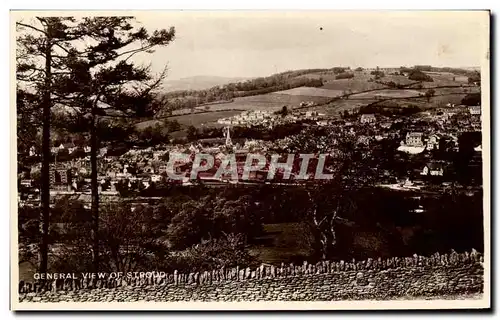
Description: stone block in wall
471,248,479,260
266,266,272,278
173,270,178,285
355,272,369,286
356,261,363,271
463,251,470,263
366,258,373,269
331,261,337,272
449,250,457,265
323,261,330,273
380,258,387,269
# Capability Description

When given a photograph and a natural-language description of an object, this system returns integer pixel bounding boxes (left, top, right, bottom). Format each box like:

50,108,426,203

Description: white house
20,179,32,187
316,120,329,126
469,106,481,115
151,174,162,183
421,163,444,176
360,114,376,124
380,122,392,129
66,144,77,154
426,134,440,150
406,132,424,147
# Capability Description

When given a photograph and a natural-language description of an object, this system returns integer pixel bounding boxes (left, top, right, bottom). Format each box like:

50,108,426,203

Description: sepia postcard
10,10,490,311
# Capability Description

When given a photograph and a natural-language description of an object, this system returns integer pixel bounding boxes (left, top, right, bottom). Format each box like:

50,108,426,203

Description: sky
127,11,489,80
16,11,490,81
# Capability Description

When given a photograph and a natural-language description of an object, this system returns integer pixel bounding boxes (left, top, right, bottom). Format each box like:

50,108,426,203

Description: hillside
163,75,252,91
135,66,481,136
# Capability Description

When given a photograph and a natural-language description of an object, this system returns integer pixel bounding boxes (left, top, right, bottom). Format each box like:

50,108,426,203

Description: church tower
224,126,233,147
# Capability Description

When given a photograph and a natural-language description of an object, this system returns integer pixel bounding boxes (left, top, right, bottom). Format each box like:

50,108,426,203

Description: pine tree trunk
38,37,52,274
90,105,99,272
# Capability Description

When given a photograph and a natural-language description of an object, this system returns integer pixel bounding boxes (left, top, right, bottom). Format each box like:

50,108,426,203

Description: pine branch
16,22,47,35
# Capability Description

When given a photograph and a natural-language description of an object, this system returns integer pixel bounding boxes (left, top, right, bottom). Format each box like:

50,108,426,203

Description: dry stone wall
18,250,484,302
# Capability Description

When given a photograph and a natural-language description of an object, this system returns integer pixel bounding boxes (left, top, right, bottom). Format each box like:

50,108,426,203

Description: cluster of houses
216,109,327,128
29,142,109,159
19,96,483,203
217,110,273,126
299,101,316,108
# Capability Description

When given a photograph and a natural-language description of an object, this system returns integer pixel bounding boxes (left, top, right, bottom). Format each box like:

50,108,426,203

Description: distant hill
163,75,253,92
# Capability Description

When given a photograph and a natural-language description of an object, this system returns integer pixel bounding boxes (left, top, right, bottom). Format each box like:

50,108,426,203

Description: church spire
224,126,233,147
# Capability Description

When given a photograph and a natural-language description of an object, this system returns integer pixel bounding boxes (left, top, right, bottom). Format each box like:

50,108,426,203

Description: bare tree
299,132,376,260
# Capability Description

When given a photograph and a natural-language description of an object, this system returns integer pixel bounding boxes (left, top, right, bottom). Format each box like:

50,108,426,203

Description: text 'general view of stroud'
14,11,488,306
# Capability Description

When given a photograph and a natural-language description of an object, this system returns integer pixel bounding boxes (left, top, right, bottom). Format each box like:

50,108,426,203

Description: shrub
335,73,355,80
370,70,385,78
153,234,258,272
461,93,481,106
408,70,434,82
332,67,346,74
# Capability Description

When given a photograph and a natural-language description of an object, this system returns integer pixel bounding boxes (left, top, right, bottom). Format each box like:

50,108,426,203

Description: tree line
155,76,324,117
17,16,176,274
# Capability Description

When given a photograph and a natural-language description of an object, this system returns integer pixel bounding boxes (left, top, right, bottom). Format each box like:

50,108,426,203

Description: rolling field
304,71,416,91
135,119,164,130
307,100,377,117
427,93,469,106
416,71,471,88
425,71,470,83
202,92,332,112
350,89,422,99
169,110,242,127
137,110,242,130
322,80,383,92
321,75,387,91
274,86,343,97
383,74,419,86
300,70,352,82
